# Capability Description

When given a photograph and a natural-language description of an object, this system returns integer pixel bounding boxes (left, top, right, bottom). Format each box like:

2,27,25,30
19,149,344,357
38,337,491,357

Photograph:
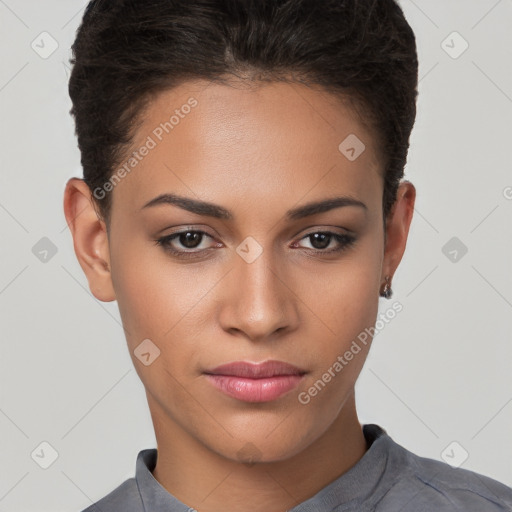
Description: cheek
110,238,205,343
298,272,378,431
110,254,163,345
328,266,380,341
302,250,381,343
109,245,202,404
298,235,382,390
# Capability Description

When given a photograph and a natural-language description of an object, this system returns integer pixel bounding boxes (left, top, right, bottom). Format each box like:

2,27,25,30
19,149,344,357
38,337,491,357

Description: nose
217,246,299,342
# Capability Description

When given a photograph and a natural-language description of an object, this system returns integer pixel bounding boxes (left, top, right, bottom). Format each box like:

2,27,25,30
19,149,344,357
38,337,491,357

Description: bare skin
64,78,415,512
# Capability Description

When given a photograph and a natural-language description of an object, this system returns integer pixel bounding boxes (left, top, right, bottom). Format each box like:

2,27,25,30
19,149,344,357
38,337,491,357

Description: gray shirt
81,424,512,511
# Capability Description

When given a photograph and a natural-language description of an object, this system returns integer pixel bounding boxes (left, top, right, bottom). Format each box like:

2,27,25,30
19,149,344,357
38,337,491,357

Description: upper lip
204,360,306,378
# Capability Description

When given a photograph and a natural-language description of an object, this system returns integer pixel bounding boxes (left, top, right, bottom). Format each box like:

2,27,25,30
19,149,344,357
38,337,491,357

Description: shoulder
376,436,512,511
80,477,143,512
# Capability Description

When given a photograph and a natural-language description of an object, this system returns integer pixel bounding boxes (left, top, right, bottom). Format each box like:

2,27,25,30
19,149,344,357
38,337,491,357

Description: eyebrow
141,193,367,220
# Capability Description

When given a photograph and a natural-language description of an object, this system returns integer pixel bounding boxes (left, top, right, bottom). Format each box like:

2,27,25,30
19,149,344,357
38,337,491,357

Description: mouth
204,359,306,378
203,360,307,403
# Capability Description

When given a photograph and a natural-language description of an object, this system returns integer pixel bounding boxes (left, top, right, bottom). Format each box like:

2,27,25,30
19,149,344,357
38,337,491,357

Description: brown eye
177,231,203,249
155,229,218,259
308,233,331,250
296,231,356,254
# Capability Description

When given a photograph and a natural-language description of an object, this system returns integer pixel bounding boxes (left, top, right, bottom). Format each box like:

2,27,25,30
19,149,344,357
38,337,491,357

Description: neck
149,391,368,512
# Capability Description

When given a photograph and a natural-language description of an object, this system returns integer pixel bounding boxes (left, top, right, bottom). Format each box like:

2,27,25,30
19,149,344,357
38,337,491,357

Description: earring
380,275,392,299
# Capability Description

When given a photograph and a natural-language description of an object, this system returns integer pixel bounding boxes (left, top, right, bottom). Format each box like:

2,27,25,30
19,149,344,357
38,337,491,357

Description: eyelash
154,229,356,260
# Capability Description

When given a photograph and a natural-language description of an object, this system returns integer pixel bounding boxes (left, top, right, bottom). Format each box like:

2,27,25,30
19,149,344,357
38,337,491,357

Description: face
65,78,415,464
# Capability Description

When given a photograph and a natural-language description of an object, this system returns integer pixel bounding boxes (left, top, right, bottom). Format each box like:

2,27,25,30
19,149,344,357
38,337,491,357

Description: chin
211,428,316,465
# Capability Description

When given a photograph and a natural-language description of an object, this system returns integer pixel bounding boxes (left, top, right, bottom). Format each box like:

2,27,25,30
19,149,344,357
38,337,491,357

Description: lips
204,360,306,378
203,360,307,402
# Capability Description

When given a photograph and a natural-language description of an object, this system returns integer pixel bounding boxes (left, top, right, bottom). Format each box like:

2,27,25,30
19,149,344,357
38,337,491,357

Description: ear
63,178,116,302
382,180,416,283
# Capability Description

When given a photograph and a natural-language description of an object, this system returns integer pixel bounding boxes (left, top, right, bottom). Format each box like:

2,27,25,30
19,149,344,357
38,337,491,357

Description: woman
63,0,512,510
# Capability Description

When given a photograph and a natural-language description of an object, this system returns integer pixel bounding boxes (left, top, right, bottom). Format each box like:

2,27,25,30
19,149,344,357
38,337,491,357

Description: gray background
0,1,511,511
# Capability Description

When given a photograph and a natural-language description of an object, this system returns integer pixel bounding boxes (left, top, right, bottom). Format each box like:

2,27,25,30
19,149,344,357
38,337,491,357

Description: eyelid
296,225,354,238
157,224,219,237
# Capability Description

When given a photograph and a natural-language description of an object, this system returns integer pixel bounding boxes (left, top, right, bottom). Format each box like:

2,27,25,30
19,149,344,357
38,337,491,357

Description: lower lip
204,374,304,402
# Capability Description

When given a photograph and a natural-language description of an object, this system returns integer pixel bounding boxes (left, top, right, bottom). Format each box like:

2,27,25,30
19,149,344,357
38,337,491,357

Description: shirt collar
135,448,191,512
135,424,396,511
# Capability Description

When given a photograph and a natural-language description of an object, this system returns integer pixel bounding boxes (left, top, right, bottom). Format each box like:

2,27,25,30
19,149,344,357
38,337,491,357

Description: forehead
111,78,383,218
